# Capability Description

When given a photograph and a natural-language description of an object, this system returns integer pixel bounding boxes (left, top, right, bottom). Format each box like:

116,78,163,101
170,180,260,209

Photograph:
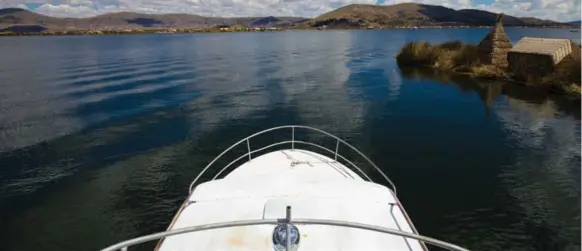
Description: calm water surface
0,28,580,251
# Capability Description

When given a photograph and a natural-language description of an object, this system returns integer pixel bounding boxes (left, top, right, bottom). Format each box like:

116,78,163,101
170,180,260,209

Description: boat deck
157,149,425,251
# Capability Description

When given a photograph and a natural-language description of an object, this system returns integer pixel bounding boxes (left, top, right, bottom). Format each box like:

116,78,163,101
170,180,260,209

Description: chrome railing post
286,206,291,221
334,139,340,161
291,127,295,150
246,139,252,161
286,206,291,251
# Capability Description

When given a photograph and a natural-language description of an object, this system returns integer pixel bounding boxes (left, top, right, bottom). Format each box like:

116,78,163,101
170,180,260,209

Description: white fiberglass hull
156,149,426,251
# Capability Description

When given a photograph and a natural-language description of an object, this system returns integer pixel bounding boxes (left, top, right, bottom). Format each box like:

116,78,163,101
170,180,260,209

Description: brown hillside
0,4,572,31
0,8,309,31
310,3,568,27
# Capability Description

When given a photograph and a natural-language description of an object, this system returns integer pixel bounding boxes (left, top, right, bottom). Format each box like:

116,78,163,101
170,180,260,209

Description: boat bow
100,125,469,251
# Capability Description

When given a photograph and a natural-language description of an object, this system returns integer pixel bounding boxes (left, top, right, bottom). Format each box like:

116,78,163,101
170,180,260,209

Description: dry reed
396,40,581,97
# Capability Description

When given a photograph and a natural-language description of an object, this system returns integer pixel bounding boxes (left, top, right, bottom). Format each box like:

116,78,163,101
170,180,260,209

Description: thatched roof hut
507,37,581,82
477,13,512,68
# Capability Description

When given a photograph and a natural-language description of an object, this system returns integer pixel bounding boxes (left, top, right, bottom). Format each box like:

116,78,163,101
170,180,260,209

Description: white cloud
0,0,579,21
15,3,27,9
67,0,94,5
35,4,100,17
387,0,579,21
473,0,581,22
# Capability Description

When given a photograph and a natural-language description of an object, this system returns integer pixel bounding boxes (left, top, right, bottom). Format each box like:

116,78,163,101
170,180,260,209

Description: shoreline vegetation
0,26,283,36
0,25,580,37
396,40,581,98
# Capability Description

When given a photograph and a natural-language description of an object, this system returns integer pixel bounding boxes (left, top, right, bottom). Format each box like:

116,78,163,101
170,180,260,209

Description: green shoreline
1,26,579,37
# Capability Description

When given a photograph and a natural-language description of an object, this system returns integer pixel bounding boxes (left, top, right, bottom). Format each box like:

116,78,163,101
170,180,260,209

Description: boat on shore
100,125,469,251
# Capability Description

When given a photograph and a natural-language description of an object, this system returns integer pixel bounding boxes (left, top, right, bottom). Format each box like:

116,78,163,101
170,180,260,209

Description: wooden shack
477,13,513,68
507,37,581,82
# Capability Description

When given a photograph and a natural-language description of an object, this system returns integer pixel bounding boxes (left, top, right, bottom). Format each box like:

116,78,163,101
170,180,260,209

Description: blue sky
473,0,494,5
23,3,42,9
1,0,580,22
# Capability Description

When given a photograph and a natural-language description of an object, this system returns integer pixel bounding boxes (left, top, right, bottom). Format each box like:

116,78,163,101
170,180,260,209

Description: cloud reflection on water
397,65,581,250
493,96,581,251
1,30,579,251
178,31,370,136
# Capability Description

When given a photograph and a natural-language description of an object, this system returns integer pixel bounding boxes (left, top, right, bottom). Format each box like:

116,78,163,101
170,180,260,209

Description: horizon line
0,4,577,23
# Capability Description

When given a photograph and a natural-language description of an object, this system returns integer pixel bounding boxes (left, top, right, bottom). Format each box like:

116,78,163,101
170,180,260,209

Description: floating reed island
396,14,581,98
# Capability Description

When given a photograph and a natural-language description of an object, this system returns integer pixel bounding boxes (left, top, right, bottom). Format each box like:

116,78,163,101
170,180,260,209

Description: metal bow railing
100,206,470,251
99,126,472,251
187,125,397,195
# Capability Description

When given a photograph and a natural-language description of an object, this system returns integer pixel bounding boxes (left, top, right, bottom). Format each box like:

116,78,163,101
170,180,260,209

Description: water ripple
49,57,187,83
62,66,193,97
0,29,579,251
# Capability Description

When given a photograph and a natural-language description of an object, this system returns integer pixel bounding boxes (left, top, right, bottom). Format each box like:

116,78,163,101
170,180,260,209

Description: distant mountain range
309,3,572,27
0,3,577,32
0,8,308,32
567,20,581,25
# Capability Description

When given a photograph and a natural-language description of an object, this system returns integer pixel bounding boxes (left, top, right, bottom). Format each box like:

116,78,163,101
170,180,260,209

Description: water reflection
398,66,581,250
398,67,580,120
277,31,364,133
0,32,375,251
387,67,403,101
1,29,580,251
491,95,580,251
0,36,199,248
0,46,84,151
179,31,368,136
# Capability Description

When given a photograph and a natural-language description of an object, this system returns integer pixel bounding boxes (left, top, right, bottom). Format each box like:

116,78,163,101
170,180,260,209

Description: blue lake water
0,28,580,251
